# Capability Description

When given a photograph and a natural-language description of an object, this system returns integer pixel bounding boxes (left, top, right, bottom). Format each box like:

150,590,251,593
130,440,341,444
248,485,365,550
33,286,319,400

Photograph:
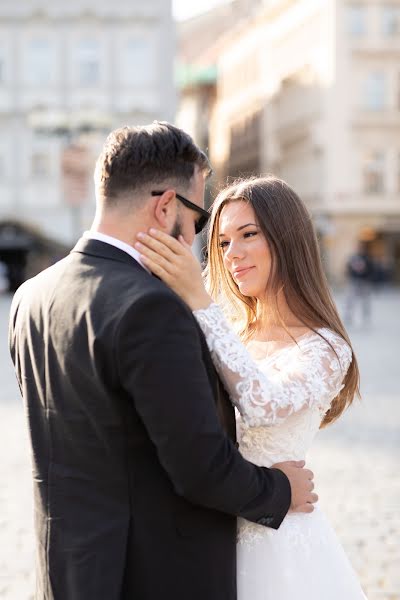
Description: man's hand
272,460,317,513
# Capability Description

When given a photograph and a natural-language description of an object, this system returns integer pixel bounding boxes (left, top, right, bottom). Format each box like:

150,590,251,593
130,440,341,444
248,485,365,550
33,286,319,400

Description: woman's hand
135,229,213,311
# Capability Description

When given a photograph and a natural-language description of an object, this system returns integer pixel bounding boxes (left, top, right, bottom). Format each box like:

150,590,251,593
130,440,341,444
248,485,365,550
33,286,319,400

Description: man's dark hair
95,121,212,203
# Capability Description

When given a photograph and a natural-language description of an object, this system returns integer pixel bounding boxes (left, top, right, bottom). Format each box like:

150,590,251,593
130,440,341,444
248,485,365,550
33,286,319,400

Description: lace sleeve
193,303,352,427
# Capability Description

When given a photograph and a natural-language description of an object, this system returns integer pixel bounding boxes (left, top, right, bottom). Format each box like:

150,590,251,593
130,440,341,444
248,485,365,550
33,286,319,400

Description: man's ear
153,190,177,229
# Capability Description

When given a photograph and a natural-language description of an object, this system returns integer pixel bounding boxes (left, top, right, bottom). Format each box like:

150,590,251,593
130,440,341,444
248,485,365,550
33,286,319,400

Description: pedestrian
344,243,375,327
0,260,8,294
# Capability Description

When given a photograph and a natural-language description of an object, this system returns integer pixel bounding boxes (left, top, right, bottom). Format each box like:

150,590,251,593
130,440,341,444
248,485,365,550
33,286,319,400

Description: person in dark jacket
344,242,375,326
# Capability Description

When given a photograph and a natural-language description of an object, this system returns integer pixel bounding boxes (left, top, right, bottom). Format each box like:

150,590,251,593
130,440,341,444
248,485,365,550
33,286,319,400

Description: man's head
93,122,212,244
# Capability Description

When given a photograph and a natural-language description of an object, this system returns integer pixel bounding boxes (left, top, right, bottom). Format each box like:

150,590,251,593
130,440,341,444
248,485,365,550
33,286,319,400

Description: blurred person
344,243,375,327
0,260,8,293
136,176,367,600
371,254,395,289
8,124,316,600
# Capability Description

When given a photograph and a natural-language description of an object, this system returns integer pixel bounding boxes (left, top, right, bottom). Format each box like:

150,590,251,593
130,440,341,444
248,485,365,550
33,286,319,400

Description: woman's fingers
135,240,175,275
140,254,169,280
177,235,192,251
148,229,187,256
136,232,177,261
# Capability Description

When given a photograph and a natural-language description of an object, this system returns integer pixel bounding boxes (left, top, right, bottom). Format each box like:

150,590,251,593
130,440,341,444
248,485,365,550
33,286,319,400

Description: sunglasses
151,190,210,235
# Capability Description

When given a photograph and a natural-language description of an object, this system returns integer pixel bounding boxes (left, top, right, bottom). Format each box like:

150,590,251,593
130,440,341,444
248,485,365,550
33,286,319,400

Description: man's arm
117,290,317,527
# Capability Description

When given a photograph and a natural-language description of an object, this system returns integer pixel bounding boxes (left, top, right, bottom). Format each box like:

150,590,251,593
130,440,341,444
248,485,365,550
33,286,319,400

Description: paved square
1,289,399,599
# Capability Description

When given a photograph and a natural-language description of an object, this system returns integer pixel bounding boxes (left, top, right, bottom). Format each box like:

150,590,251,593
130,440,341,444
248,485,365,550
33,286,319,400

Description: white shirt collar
83,230,150,273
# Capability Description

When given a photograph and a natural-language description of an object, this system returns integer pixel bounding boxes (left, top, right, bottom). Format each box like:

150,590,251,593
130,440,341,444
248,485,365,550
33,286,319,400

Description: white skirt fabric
237,506,367,600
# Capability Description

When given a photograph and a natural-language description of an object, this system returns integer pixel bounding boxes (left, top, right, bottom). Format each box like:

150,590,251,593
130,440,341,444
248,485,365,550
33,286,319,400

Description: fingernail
134,242,143,249
149,228,158,235
137,232,145,239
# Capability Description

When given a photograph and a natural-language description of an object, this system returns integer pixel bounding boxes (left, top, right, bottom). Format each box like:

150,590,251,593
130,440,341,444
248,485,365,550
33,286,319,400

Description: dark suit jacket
9,238,291,600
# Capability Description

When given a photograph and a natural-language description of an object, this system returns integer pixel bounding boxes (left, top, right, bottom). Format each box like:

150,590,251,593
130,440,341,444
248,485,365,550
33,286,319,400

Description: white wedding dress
193,304,367,600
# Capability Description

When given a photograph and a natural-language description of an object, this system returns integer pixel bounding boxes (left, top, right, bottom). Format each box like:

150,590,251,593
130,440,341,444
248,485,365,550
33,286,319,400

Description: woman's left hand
135,229,212,311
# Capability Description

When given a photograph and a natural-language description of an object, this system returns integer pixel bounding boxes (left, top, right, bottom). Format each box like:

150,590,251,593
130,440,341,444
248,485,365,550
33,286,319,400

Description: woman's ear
153,190,177,229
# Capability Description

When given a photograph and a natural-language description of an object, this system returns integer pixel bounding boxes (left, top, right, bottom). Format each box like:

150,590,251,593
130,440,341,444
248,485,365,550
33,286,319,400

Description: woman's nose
225,241,244,262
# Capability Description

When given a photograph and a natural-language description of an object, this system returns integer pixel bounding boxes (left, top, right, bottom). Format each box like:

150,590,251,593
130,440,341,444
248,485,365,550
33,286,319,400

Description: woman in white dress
135,176,367,599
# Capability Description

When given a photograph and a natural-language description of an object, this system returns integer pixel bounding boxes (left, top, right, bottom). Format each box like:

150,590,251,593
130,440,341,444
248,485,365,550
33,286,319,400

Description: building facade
0,0,175,254
193,0,400,283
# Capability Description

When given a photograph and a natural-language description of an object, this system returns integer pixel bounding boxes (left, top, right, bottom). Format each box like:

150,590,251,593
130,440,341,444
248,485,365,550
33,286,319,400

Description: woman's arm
193,303,352,426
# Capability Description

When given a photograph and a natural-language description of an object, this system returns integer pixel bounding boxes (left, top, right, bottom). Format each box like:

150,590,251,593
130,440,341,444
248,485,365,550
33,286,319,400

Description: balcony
325,193,400,215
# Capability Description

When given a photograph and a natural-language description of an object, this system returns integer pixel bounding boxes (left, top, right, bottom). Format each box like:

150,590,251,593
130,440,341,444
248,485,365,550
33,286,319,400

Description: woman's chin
238,284,256,297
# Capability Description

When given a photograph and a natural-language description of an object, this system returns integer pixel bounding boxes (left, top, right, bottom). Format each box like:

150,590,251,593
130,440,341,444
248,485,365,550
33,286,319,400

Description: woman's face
218,200,272,299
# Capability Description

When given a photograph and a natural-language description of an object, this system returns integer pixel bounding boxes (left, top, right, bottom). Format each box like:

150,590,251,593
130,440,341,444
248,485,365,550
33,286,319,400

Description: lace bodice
193,304,366,596
193,303,352,467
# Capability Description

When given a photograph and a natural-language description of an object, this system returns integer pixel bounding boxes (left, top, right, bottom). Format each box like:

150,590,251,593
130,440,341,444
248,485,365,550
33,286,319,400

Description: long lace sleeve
193,303,352,427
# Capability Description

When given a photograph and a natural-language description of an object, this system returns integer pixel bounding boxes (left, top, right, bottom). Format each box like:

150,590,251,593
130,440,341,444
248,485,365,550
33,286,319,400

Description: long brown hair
205,176,360,428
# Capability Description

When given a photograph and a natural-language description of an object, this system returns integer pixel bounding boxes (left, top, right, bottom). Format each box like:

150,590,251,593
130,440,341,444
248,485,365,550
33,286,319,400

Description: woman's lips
232,266,254,279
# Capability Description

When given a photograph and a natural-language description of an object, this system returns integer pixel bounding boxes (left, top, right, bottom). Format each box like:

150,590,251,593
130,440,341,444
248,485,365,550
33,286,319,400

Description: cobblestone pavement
0,289,399,599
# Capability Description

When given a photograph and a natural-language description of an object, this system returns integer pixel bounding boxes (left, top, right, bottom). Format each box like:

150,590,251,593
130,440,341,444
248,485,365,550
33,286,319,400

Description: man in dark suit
9,122,316,600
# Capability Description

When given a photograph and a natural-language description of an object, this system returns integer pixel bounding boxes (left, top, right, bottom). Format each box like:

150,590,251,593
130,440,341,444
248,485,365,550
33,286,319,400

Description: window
398,72,400,109
382,5,400,36
77,40,100,86
398,152,400,191
363,152,385,194
121,35,155,86
31,152,50,178
364,72,386,110
25,39,53,85
347,5,367,36
0,43,7,85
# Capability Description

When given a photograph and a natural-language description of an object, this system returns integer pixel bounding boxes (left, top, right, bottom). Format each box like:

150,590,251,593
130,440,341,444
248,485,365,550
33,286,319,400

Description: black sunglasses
151,190,210,235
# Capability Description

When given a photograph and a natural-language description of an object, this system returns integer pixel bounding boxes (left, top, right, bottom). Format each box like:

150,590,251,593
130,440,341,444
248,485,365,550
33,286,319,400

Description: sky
172,0,231,22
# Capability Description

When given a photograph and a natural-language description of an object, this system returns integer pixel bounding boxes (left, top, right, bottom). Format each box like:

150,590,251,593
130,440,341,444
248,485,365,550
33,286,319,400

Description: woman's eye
219,241,229,249
244,231,258,239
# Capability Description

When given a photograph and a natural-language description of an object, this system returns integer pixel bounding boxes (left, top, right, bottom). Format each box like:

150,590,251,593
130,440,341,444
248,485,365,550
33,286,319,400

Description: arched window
364,72,386,110
121,34,155,86
25,38,54,85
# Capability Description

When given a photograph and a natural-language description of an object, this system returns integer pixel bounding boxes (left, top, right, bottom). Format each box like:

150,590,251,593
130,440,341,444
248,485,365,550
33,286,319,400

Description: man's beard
170,213,183,240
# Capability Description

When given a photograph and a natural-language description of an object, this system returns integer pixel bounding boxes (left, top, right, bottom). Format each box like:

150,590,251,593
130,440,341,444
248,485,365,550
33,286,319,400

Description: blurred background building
177,0,400,284
0,0,175,289
0,0,399,289
0,6,398,600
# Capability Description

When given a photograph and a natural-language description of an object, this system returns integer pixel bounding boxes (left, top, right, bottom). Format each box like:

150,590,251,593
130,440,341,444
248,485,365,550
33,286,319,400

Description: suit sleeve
116,290,291,529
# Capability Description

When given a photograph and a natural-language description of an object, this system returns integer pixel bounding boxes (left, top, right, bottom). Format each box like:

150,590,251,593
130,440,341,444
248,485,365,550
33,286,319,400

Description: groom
9,122,316,600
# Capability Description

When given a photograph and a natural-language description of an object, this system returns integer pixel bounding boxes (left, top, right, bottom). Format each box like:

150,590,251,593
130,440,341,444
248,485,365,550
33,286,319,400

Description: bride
135,176,367,599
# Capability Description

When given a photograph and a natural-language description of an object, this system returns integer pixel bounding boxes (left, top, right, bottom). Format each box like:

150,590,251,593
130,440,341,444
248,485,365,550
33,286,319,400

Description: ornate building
178,0,400,283
212,0,400,282
0,0,175,266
